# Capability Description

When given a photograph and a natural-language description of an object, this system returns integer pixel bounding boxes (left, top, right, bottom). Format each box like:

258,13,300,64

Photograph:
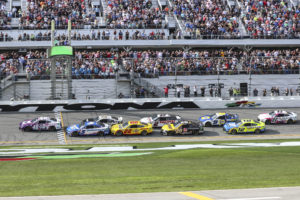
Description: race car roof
241,119,256,123
128,121,141,125
216,113,226,116
38,117,52,121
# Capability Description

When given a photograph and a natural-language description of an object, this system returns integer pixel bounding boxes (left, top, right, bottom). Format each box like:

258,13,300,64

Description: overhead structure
49,20,73,100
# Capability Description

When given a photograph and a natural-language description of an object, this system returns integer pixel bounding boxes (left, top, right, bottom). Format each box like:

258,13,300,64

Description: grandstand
0,0,299,100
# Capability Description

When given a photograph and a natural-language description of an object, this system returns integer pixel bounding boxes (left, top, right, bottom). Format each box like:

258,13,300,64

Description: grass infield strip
0,140,300,197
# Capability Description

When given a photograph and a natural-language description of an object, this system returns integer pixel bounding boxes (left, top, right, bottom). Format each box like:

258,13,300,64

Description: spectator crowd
0,0,298,39
240,0,300,39
19,0,97,29
172,0,241,38
104,0,168,29
0,48,299,80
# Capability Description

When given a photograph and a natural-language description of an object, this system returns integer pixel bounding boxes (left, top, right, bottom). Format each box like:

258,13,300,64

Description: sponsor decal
225,101,261,108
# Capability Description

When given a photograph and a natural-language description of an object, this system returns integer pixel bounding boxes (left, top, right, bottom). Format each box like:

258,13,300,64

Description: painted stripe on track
179,192,215,200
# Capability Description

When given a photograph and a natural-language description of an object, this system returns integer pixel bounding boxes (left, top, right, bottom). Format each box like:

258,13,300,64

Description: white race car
257,110,297,124
82,115,123,127
140,114,181,128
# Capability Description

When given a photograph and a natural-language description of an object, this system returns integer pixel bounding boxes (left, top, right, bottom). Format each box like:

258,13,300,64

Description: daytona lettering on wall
0,101,200,112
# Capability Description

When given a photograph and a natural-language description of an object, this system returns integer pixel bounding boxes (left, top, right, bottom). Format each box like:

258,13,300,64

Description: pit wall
0,96,299,112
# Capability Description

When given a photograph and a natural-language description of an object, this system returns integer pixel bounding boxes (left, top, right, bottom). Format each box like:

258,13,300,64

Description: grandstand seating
0,0,299,100
0,0,297,39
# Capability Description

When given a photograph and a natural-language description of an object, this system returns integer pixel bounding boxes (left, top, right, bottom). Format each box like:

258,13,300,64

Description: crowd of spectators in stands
0,0,299,40
104,0,168,29
19,0,97,29
240,0,300,39
172,0,241,38
14,29,167,42
0,48,299,80
0,0,12,30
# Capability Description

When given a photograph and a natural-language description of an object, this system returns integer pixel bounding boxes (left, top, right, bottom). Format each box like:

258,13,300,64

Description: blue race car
66,121,110,137
199,112,239,127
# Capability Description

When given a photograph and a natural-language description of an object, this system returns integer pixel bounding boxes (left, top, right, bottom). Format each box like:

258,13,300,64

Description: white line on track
219,197,281,200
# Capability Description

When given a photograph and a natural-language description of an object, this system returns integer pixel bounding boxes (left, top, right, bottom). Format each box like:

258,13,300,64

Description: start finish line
1,142,300,155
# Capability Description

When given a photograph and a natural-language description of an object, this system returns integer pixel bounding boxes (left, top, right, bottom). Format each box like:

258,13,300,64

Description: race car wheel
71,131,79,137
97,131,104,136
231,129,237,135
49,126,56,132
255,129,260,134
116,131,123,136
265,120,271,125
287,119,293,124
205,122,212,127
24,126,32,132
141,130,147,136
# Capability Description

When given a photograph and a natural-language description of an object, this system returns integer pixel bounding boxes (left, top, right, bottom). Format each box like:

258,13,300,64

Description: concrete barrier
0,96,299,112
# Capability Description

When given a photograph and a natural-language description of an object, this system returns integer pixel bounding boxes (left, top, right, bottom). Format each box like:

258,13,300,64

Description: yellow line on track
179,192,215,200
60,112,68,144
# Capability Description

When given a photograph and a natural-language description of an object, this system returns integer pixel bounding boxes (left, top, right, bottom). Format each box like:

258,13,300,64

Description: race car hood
66,124,80,134
223,122,239,131
199,115,212,122
258,113,271,120
19,120,33,128
161,124,174,131
110,124,121,133
291,112,298,117
140,117,153,124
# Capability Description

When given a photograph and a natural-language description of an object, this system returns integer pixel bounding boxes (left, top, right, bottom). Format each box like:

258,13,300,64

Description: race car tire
97,131,104,136
205,122,212,127
116,131,123,136
71,131,79,137
255,129,260,134
24,126,32,132
265,120,271,125
49,126,56,132
287,119,293,124
141,130,148,136
231,129,237,135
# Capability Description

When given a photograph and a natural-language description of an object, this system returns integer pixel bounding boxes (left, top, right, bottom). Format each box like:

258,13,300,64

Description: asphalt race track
1,107,300,145
0,187,300,200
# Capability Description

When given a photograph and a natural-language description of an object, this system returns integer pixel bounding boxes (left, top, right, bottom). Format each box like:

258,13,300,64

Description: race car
199,113,239,127
257,110,297,124
223,119,265,134
66,121,110,137
110,121,152,136
140,114,181,128
19,117,61,132
161,121,204,136
82,115,123,127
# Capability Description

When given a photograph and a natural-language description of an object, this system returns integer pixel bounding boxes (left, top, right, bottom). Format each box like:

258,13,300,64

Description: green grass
0,141,300,196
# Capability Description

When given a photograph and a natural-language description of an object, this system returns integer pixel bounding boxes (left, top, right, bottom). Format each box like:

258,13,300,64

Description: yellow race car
161,121,204,136
111,121,153,136
223,119,266,134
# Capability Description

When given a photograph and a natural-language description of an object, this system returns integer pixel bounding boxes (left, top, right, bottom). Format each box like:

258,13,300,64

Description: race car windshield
31,118,38,123
236,122,243,126
174,122,182,128
151,115,158,120
122,122,128,128
269,111,275,115
212,114,218,120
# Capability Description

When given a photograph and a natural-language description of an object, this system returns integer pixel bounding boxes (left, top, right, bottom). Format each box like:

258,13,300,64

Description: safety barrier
0,96,299,112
